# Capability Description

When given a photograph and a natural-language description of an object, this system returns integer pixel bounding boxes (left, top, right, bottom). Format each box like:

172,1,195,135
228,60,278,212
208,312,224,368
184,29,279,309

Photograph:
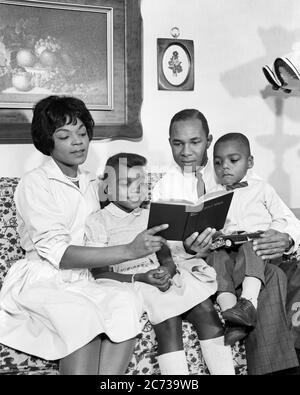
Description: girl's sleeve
84,211,108,247
15,171,71,269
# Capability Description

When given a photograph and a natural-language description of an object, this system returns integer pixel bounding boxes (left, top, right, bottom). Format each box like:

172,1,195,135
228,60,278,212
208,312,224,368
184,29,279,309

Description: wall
0,0,300,207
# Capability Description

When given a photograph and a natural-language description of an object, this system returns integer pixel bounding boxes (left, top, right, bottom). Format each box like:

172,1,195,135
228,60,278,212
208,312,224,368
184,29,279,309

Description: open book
147,190,234,241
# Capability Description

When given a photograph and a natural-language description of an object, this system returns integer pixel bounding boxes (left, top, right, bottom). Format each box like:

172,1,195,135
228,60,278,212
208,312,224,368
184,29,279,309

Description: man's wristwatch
284,236,295,253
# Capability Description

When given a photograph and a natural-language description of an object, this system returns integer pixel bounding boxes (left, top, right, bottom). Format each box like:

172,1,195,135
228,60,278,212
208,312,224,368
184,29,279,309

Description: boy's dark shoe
222,298,257,327
224,325,251,346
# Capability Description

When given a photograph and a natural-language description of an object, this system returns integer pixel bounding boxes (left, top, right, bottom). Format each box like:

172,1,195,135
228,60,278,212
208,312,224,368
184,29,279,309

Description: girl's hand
128,224,168,259
183,227,216,257
137,268,171,292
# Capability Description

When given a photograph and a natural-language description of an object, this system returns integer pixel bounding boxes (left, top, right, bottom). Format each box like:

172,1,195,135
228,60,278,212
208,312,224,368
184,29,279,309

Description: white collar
220,173,251,189
41,158,96,189
105,203,143,218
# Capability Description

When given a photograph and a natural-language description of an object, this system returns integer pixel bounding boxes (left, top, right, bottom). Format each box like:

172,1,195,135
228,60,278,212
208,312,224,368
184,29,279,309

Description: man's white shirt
152,160,217,204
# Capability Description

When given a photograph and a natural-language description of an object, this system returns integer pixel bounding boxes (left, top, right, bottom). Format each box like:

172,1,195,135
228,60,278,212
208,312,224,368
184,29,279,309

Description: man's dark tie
195,171,206,198
225,181,248,191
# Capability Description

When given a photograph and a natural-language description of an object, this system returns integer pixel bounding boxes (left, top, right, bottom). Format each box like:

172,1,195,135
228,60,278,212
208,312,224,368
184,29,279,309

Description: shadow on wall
220,26,300,206
256,94,300,206
220,26,300,98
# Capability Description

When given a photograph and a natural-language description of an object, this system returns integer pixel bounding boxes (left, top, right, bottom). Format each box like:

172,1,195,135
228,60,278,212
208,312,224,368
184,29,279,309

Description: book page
154,190,232,207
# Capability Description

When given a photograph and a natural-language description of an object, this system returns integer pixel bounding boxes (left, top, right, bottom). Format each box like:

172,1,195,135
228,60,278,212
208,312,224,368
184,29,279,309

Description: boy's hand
128,224,168,259
138,268,171,292
252,229,291,260
183,227,216,257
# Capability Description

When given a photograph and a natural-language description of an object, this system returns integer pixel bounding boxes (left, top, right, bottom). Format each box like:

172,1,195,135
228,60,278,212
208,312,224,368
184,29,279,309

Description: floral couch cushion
0,178,24,288
0,176,247,375
0,177,59,375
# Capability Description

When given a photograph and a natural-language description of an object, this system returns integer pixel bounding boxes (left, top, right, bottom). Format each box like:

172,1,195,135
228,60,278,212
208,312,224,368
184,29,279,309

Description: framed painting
0,0,142,142
157,38,194,91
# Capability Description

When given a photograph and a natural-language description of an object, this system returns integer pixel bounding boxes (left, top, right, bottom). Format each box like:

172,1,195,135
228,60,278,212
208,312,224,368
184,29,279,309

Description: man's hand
252,229,291,260
183,227,216,258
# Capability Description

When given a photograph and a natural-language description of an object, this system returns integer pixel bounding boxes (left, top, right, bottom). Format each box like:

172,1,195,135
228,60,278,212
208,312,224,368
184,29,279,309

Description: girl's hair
100,152,148,209
31,95,94,155
104,152,147,177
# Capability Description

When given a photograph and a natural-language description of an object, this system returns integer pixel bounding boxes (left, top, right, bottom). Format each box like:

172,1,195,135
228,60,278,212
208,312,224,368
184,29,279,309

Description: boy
209,132,300,345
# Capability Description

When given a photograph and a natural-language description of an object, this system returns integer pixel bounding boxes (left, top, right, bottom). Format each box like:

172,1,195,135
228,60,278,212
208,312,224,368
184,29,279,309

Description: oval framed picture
157,38,194,91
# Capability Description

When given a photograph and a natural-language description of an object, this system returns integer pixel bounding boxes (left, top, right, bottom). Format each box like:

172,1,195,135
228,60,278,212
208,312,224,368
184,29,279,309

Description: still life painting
0,0,112,109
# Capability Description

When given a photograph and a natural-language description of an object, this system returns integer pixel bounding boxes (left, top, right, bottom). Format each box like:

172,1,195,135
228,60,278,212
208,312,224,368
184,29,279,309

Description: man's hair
31,95,94,156
214,132,251,156
169,109,210,137
104,152,147,176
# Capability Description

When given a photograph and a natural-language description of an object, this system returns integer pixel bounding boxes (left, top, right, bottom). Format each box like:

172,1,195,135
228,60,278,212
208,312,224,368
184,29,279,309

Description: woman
0,95,168,375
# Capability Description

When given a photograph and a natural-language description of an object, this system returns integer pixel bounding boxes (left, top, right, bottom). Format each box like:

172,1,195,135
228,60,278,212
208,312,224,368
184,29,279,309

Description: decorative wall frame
0,0,142,143
157,38,194,91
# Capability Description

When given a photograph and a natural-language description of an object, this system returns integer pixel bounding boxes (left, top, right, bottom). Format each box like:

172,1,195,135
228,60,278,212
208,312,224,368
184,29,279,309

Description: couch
0,174,265,375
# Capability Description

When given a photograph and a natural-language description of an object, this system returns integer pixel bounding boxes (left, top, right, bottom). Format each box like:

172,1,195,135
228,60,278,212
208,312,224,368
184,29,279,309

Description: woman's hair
169,109,210,137
31,95,95,155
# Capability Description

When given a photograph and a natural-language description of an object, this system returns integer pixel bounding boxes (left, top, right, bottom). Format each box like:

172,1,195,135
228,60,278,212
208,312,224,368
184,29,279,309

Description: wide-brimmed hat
262,63,282,90
263,49,300,93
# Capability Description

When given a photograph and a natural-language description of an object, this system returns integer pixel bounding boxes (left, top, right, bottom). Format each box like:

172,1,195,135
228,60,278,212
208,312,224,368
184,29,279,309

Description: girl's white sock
200,336,235,375
157,350,189,375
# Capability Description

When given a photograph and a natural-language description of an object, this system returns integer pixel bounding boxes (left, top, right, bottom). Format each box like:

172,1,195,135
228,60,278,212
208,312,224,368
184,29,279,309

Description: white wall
1,0,300,207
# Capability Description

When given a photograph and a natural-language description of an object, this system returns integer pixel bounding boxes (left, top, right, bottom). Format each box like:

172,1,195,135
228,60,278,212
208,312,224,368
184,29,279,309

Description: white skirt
0,259,142,360
130,257,217,325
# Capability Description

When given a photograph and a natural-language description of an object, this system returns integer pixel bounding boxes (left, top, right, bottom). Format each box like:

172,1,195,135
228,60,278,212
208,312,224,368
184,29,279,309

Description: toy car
211,231,264,250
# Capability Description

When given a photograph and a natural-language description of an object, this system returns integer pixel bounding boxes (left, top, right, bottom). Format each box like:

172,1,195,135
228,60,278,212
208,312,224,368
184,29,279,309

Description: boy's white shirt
210,174,300,253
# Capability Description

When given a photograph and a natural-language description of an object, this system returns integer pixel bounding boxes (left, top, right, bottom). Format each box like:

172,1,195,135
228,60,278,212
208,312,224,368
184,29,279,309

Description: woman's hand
183,227,216,258
136,267,171,292
128,224,169,260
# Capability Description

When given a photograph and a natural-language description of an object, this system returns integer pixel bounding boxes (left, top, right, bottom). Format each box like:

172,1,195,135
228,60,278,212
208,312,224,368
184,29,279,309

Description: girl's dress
0,159,142,360
85,203,217,325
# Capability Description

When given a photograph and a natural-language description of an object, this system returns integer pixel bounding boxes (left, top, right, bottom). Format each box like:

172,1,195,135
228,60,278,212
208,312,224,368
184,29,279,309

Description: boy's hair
31,95,94,156
169,109,210,137
214,132,251,156
103,152,147,179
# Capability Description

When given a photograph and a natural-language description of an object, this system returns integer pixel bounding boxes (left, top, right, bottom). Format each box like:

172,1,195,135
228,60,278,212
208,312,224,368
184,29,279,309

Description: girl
0,96,168,375
86,152,236,375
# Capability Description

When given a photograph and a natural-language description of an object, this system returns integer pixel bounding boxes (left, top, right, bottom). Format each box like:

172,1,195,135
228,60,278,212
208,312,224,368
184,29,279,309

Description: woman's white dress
0,159,142,360
85,203,217,325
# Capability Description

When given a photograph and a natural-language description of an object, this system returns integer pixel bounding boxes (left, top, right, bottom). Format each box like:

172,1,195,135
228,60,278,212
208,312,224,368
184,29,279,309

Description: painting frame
0,0,143,143
157,38,194,91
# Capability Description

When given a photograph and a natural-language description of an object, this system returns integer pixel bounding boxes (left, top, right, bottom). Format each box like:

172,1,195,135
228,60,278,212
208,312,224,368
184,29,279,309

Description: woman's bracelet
131,273,136,284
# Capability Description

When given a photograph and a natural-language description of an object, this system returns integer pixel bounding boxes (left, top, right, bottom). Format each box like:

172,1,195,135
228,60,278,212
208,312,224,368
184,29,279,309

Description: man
152,108,299,375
